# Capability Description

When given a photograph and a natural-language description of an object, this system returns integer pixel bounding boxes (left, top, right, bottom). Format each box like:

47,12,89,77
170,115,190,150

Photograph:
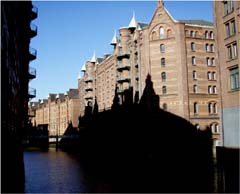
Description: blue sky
30,1,213,101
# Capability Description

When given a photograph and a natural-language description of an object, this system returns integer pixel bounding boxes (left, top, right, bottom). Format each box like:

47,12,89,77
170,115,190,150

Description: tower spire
90,50,97,63
128,11,137,29
110,30,117,46
157,0,164,7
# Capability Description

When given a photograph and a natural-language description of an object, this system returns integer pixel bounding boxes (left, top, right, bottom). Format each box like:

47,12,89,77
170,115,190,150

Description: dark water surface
24,148,87,193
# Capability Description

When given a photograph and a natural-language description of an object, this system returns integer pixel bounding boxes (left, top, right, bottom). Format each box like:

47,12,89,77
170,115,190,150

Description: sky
30,0,213,101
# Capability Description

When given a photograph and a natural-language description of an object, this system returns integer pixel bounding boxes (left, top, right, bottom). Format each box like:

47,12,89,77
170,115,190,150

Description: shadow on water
67,74,215,193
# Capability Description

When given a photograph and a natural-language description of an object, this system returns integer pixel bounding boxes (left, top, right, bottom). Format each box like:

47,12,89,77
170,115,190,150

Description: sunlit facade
78,0,221,145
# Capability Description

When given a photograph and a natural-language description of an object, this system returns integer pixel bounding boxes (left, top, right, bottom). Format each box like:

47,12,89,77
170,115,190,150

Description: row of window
191,57,215,66
186,30,214,39
154,29,214,40
195,123,220,134
160,85,217,95
190,42,214,52
160,57,216,67
160,43,215,53
193,102,218,114
160,71,216,82
193,71,217,82
193,85,217,94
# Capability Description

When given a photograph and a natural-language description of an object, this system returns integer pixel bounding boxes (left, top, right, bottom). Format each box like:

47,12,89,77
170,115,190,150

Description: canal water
24,148,87,193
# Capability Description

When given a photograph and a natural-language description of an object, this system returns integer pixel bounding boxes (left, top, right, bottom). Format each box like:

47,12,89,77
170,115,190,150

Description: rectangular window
231,20,236,35
225,23,230,37
233,43,238,58
230,0,234,12
230,67,239,90
224,1,228,15
227,45,232,60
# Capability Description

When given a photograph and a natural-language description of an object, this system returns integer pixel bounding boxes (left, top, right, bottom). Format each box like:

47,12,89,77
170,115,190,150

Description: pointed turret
128,12,137,29
78,72,82,79
90,51,97,63
110,30,118,46
81,63,86,72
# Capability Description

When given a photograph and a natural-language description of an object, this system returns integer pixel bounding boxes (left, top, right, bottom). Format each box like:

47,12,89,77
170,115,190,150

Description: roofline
184,24,214,28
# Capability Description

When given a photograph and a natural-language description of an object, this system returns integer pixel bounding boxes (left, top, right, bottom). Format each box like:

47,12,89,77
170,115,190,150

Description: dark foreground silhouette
61,75,214,193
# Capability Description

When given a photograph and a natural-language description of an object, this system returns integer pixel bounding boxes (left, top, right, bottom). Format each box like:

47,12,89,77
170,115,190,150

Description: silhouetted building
30,89,80,136
1,1,37,192
78,0,221,146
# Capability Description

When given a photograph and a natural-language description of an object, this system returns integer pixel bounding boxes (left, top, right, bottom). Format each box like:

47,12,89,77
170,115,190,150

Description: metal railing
84,94,93,99
29,66,36,78
30,23,38,37
117,75,131,82
84,86,93,91
117,62,131,70
29,47,37,60
84,77,93,82
28,87,36,98
31,5,38,19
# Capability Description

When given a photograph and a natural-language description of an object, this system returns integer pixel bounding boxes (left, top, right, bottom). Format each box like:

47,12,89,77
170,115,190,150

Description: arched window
160,44,165,53
161,72,166,82
205,44,210,52
208,85,212,94
208,102,217,114
161,57,165,67
193,84,198,93
208,102,212,113
210,123,219,133
195,31,199,37
191,42,195,51
167,29,172,38
194,102,198,114
212,58,215,66
190,31,195,37
213,103,217,113
215,124,219,133
192,56,196,65
210,31,214,39
163,103,167,111
152,31,157,40
210,44,214,52
212,72,216,80
213,85,217,94
162,86,167,94
208,71,212,80
207,57,211,66
160,27,164,39
205,31,209,39
193,70,197,80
